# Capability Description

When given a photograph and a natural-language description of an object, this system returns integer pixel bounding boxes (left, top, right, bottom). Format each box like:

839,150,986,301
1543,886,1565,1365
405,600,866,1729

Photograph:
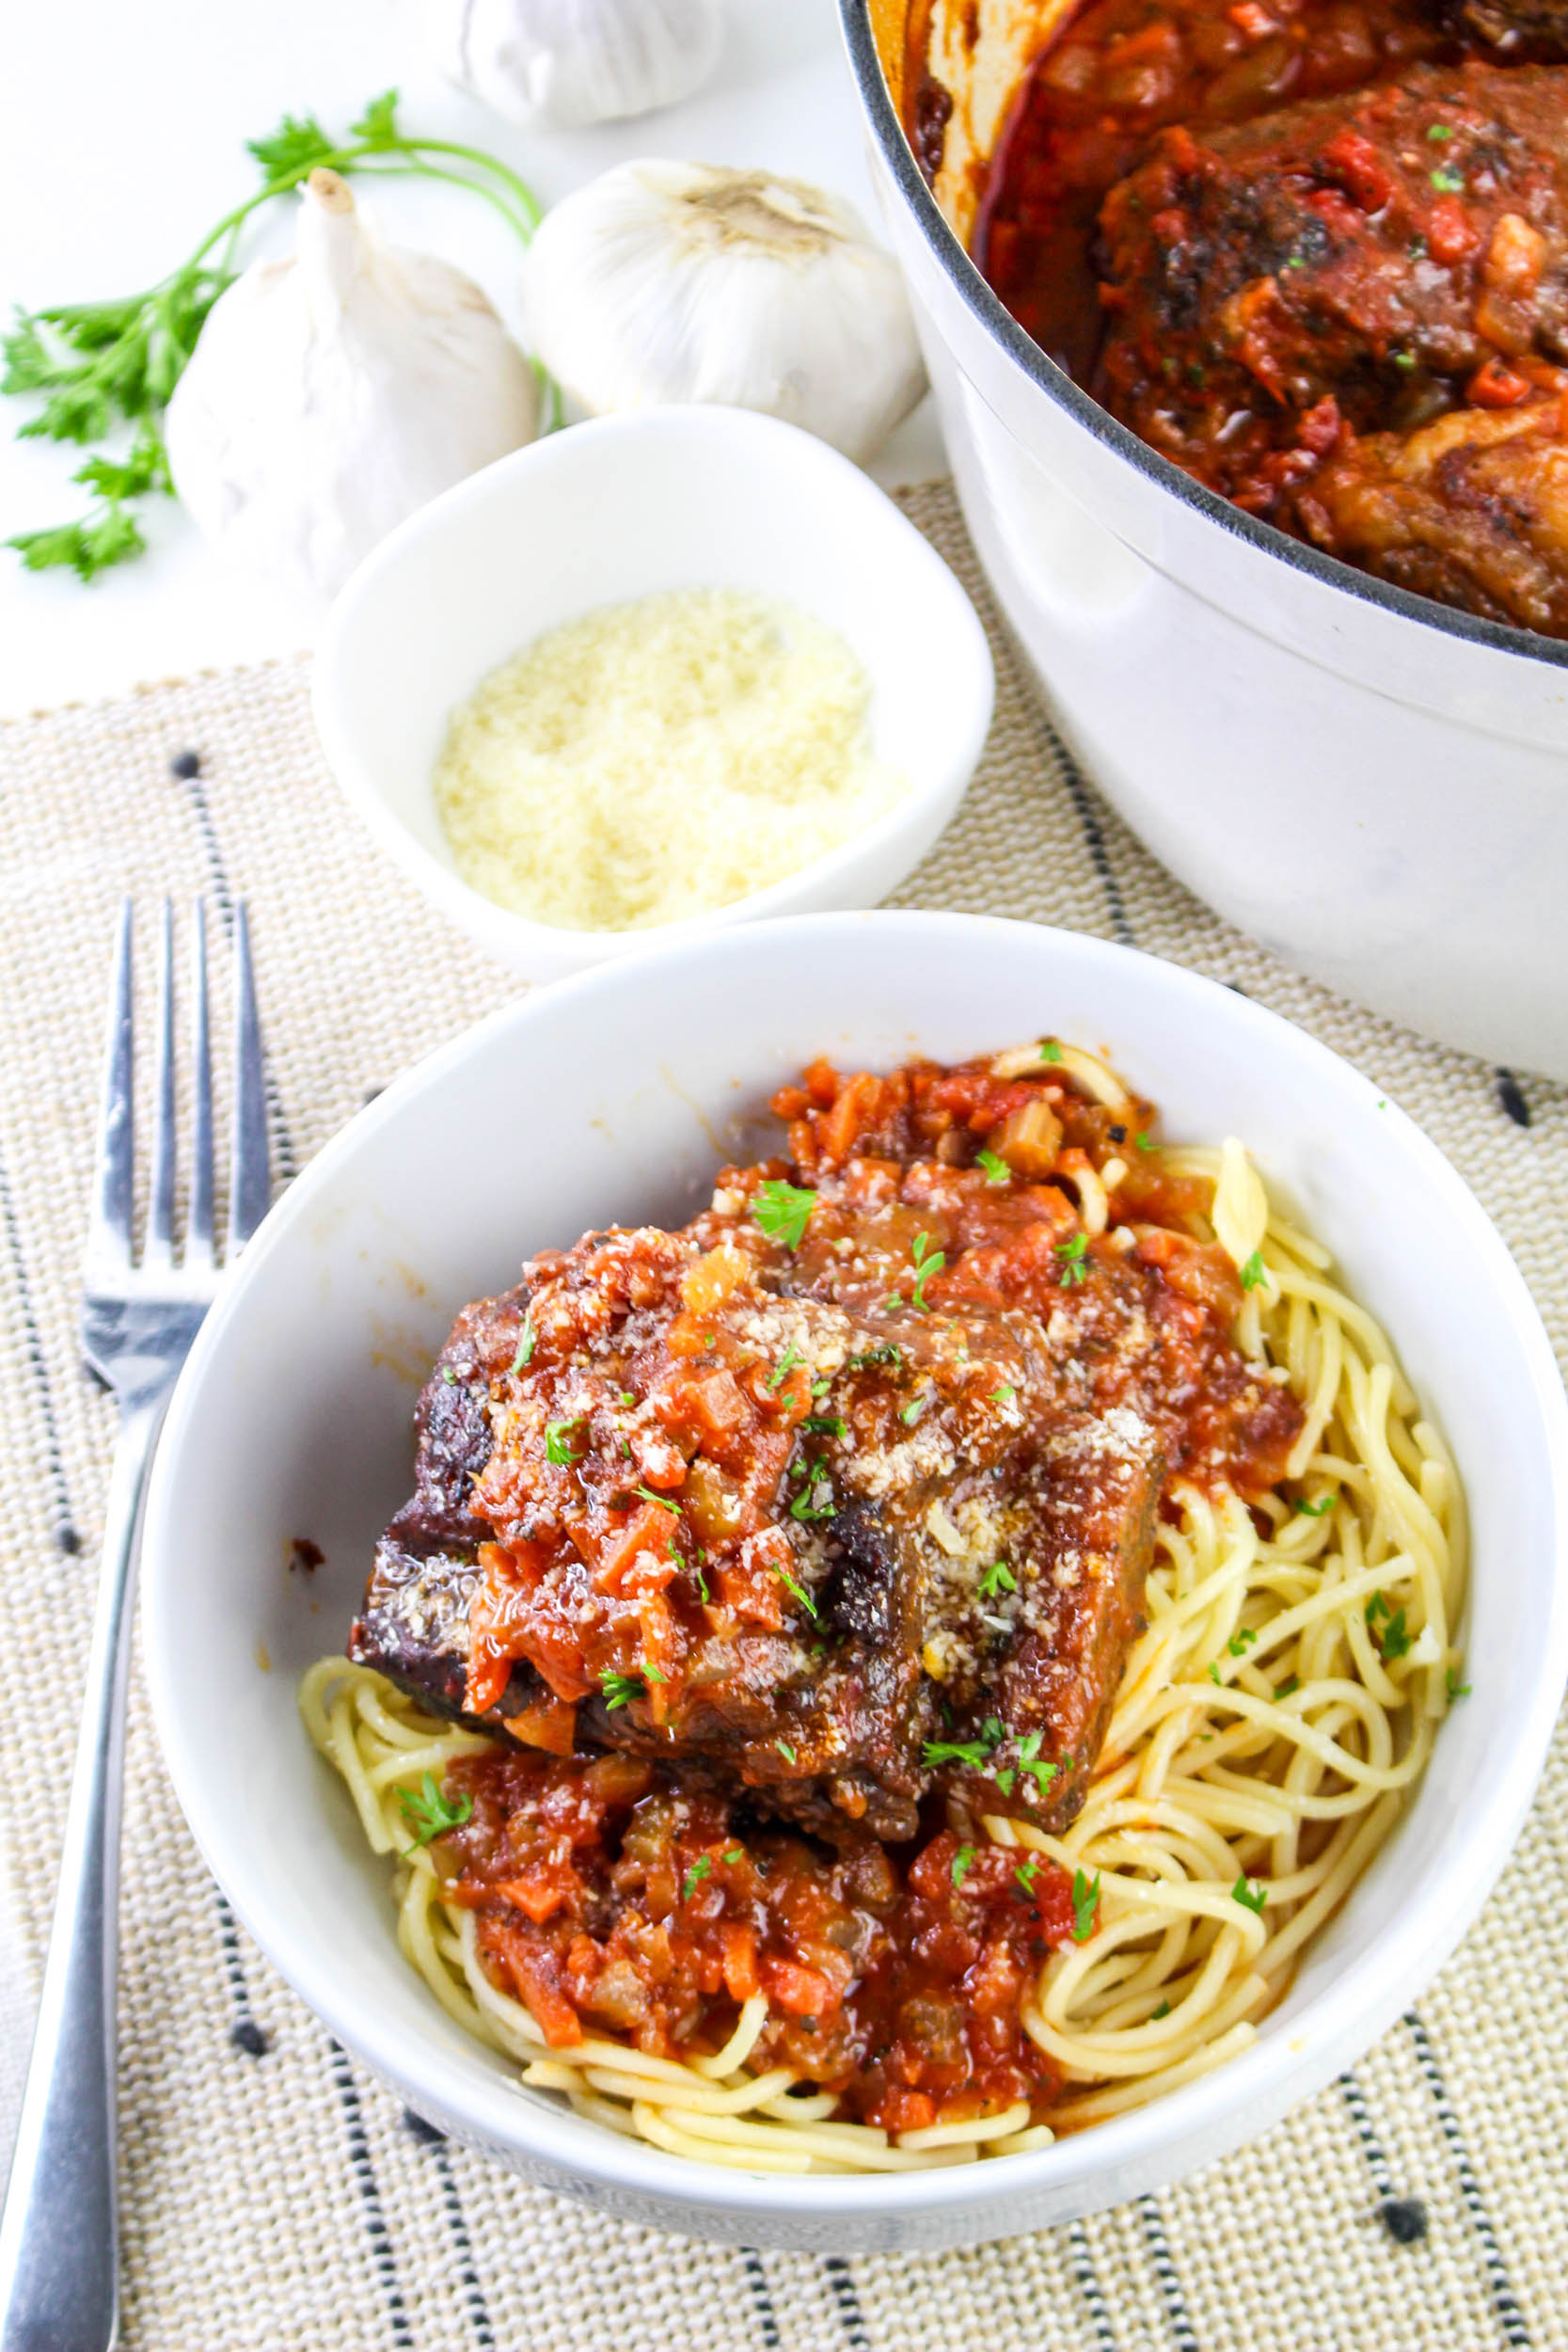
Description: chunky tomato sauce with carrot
974,0,1460,380
440,1747,1075,2132
961,0,1568,631
356,1045,1303,2131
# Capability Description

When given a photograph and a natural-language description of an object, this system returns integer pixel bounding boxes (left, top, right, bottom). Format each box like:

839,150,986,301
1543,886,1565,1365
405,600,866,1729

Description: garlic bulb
166,169,540,598
521,161,927,466
435,0,722,130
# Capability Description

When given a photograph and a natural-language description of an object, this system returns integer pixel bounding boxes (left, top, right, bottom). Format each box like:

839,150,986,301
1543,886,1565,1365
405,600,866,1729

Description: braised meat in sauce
1291,372,1568,622
440,1750,1078,2131
971,0,1568,633
1096,65,1568,512
353,1050,1299,1846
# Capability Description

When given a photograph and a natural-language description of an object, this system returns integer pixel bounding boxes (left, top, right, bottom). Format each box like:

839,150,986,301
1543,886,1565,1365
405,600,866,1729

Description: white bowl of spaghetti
141,912,1568,2250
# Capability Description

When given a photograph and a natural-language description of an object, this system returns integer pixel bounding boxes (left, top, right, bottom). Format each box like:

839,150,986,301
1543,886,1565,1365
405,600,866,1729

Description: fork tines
87,898,272,1282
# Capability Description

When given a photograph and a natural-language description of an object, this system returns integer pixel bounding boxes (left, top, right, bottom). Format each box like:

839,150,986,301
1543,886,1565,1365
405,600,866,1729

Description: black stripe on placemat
430,2141,497,2351
1067,2217,1119,2351
737,2248,783,2350
171,752,300,1184
1404,2012,1531,2347
822,2253,874,2350
1339,2071,1431,2245
213,1888,270,2057
1135,2194,1199,2352
0,1147,79,1554
329,2041,416,2351
1335,2070,1438,2249
1339,2070,1395,2200
1058,758,1136,951
1495,1070,1532,1129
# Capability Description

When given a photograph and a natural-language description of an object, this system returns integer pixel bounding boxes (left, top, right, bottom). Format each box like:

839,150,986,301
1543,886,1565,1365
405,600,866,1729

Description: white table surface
0,0,947,720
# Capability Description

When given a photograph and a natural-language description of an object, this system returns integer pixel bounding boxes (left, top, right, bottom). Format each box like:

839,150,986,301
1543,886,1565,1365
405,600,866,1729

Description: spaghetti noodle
302,1064,1464,2174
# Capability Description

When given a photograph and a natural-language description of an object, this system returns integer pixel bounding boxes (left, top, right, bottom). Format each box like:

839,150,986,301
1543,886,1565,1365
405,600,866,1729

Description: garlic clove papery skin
520,162,927,468
435,0,722,130
166,169,541,600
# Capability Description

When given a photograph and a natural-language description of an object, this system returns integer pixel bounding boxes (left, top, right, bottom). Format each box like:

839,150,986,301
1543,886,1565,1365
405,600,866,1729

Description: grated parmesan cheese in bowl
432,588,911,932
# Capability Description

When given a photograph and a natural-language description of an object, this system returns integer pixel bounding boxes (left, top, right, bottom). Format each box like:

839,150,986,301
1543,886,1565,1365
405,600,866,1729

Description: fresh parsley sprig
396,1772,472,1858
1070,1868,1101,1942
752,1179,817,1250
4,89,548,581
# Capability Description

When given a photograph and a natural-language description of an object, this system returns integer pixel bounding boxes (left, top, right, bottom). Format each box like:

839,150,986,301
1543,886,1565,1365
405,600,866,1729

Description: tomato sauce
974,0,1469,380
440,1745,1079,2132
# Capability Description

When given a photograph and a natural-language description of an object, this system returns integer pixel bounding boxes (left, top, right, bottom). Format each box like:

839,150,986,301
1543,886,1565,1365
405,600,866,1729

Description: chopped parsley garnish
766,1343,800,1393
976,1147,1011,1186
599,1671,649,1710
1295,1494,1334,1517
1366,1592,1412,1660
511,1311,536,1372
1240,1249,1267,1291
979,1560,1016,1599
1070,1869,1101,1943
441,1365,457,1384
1232,1875,1268,1915
1039,1040,1063,1064
847,1342,903,1372
1393,351,1416,370
1056,1232,1088,1285
909,1232,945,1311
545,1416,583,1466
723,1848,744,1866
397,1772,472,1857
990,1383,1017,1405
1426,122,1452,140
1151,1999,1172,2021
618,1389,635,1406
635,1484,680,1514
1275,1676,1301,1699
694,1562,709,1603
1014,1860,1039,1897
922,1716,1006,1771
994,1768,1017,1795
899,1395,927,1427
787,1463,836,1521
776,1740,797,1764
682,1856,713,1901
1016,1729,1060,1794
1446,1666,1470,1701
773,1561,819,1618
803,1415,847,1438
752,1179,817,1250
811,1377,833,1398
951,1844,975,1889
1227,1628,1258,1656
1208,1661,1223,1686
1431,166,1465,192
1135,1131,1157,1152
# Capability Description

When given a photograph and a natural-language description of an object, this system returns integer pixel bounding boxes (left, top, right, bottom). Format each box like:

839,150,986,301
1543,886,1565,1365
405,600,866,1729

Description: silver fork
0,899,271,2352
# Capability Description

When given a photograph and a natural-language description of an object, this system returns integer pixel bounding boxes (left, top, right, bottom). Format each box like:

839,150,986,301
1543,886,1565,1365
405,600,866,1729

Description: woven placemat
0,483,1564,2352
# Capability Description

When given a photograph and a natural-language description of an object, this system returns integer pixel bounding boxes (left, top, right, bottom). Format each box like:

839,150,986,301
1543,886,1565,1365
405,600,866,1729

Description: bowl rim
143,909,1568,2222
311,405,996,964
836,0,1568,678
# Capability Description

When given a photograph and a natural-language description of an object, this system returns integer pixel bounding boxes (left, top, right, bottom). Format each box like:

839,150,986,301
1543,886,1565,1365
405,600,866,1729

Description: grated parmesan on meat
433,589,910,933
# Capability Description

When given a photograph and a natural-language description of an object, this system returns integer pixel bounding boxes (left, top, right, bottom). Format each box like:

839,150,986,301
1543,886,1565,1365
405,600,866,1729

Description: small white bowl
141,912,1568,2251
312,408,994,977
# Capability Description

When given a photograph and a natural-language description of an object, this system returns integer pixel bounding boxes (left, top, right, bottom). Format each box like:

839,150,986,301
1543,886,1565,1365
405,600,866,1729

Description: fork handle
0,1395,164,2352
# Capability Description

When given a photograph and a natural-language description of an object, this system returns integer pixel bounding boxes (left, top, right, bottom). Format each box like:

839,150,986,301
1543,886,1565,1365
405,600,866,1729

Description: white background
0,0,946,718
